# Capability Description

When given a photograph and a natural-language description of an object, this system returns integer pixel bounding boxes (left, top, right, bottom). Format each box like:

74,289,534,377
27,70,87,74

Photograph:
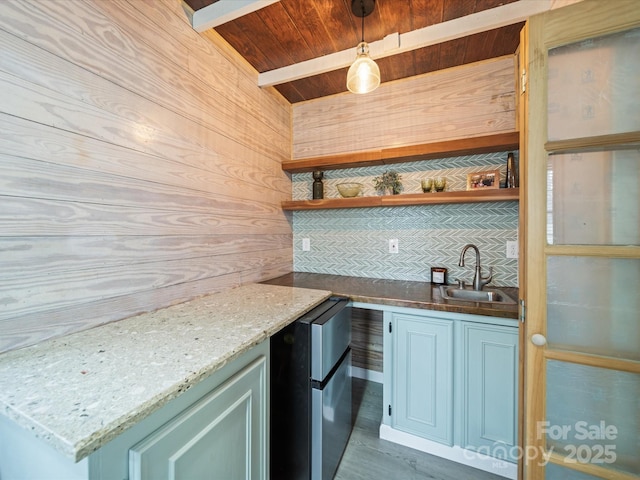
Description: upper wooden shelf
282,188,519,211
283,132,520,173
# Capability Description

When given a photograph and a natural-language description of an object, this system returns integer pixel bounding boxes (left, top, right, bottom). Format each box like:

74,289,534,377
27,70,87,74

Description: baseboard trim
379,424,517,479
351,366,383,384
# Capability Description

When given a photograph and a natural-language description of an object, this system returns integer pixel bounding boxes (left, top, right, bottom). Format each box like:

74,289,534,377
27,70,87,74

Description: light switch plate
302,238,310,251
389,239,399,254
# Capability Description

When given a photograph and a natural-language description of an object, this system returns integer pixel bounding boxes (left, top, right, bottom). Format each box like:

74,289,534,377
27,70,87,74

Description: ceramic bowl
336,182,363,198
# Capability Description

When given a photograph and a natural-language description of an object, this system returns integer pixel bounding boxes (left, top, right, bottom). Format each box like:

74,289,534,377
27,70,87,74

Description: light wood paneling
0,0,292,353
292,56,516,160
282,132,520,172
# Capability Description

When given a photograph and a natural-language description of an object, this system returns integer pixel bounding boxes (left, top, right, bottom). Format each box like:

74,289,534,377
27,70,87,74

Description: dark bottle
506,152,517,188
312,170,324,199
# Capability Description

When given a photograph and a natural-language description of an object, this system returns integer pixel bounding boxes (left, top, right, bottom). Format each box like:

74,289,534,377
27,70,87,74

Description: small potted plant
373,170,403,195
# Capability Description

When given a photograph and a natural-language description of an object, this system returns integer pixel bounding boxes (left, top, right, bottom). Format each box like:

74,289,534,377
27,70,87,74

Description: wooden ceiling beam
192,0,281,32
258,0,554,87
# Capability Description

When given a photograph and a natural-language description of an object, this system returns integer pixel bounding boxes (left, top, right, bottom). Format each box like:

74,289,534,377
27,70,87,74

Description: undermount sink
439,285,516,304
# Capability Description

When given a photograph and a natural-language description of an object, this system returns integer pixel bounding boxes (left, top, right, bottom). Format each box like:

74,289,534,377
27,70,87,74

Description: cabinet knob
531,333,547,346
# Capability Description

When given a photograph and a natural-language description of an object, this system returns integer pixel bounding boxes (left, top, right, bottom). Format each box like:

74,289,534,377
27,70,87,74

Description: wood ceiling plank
283,67,348,102
274,82,306,103
230,11,297,69
255,2,310,64
376,51,415,82
280,0,339,58
183,0,218,13
499,22,526,54
313,0,359,52
464,28,501,64
475,0,519,11
412,43,442,77
443,0,476,21
215,20,278,72
376,0,412,34
438,37,468,70
410,0,445,28
359,0,390,44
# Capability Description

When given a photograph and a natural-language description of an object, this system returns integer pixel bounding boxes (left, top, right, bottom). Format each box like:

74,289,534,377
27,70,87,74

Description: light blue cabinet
378,304,519,475
460,322,519,463
391,312,453,445
0,340,269,480
129,356,267,480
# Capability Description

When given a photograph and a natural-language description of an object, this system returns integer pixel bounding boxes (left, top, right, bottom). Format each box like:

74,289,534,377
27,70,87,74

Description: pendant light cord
360,0,365,53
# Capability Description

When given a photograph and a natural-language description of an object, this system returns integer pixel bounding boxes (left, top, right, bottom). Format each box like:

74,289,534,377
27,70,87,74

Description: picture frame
466,169,500,190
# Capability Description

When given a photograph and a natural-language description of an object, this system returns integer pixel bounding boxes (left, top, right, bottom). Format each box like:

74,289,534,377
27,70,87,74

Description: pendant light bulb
347,42,380,94
347,0,380,94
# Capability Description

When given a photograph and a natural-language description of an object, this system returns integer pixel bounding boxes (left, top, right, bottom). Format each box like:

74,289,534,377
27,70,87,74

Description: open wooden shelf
283,132,520,173
282,188,519,210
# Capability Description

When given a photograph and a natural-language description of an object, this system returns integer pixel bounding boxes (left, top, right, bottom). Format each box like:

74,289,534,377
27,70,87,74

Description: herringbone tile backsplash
292,152,519,287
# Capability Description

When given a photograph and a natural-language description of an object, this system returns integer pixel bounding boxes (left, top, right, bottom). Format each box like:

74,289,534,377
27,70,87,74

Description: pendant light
346,0,380,94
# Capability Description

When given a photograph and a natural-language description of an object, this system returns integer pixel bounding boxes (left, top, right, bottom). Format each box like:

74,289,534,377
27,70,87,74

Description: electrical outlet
389,239,399,254
506,240,518,259
302,238,310,251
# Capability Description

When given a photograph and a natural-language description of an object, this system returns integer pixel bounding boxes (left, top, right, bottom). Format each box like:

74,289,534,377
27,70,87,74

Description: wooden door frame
516,22,528,480
522,2,640,479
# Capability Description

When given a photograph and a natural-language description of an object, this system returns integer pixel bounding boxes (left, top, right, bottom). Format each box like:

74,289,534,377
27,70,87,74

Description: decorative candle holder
434,177,447,192
312,170,324,199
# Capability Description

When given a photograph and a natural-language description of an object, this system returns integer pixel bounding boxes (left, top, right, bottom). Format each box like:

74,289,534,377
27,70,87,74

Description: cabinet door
129,356,267,480
392,312,453,445
461,323,518,462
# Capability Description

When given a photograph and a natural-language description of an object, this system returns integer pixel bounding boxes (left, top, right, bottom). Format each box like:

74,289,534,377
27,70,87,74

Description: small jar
431,267,447,285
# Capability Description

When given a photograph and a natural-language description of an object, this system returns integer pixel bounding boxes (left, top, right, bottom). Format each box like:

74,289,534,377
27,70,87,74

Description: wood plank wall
292,56,516,159
0,0,292,353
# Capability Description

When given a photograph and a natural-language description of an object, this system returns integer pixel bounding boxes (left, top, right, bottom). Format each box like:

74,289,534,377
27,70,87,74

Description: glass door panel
547,28,640,140
546,361,640,475
547,256,640,360
547,150,640,246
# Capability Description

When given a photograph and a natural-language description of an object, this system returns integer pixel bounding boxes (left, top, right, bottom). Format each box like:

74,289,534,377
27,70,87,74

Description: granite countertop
0,283,331,462
263,273,519,319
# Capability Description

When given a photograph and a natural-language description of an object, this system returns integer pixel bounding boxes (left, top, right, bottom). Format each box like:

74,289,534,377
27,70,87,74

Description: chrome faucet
458,244,492,291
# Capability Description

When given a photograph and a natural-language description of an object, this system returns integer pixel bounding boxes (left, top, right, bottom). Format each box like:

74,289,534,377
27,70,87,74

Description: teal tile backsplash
292,152,519,287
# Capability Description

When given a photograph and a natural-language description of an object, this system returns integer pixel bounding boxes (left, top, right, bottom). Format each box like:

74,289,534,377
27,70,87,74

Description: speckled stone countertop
0,283,331,462
263,273,519,319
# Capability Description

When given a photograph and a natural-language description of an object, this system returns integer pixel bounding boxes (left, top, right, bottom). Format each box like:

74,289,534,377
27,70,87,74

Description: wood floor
335,378,504,480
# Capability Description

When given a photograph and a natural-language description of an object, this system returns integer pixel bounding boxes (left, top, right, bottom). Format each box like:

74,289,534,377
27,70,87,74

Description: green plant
373,170,403,195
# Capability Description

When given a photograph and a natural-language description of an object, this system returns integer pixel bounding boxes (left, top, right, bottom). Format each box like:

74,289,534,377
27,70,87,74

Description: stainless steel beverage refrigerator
270,296,352,480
